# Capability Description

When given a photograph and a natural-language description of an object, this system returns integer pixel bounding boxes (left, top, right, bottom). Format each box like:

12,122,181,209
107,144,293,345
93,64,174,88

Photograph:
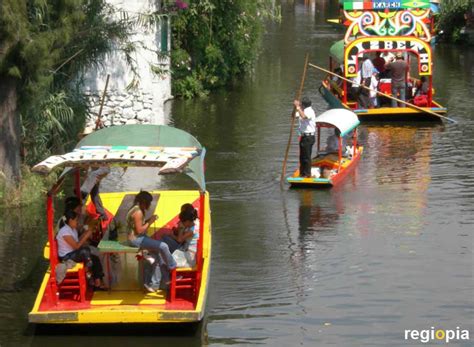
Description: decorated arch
344,36,432,77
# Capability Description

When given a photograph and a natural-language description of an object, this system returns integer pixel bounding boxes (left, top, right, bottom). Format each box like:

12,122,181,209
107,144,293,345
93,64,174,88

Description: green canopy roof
79,125,206,191
33,125,207,191
77,124,202,149
329,40,345,63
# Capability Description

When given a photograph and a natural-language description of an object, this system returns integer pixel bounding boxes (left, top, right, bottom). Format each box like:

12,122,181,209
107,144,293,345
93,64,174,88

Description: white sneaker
144,255,155,265
144,284,156,293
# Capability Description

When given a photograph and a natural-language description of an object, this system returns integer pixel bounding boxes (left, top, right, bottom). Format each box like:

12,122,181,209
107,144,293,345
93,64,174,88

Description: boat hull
319,83,447,121
287,147,363,188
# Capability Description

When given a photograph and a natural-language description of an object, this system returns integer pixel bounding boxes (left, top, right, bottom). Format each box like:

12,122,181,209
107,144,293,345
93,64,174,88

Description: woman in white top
57,210,106,289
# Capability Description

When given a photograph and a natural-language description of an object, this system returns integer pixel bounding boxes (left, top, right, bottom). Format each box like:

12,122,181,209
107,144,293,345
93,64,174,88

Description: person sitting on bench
326,128,345,154
57,210,107,290
127,191,177,292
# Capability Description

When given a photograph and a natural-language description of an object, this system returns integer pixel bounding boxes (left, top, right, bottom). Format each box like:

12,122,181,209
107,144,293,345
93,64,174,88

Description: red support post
195,191,205,297
338,136,343,172
343,80,347,104
317,126,321,153
352,129,358,157
170,269,176,302
428,75,433,107
198,192,205,270
46,195,58,304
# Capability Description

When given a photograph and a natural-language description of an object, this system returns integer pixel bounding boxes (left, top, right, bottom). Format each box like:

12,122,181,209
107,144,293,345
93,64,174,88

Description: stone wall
83,0,171,132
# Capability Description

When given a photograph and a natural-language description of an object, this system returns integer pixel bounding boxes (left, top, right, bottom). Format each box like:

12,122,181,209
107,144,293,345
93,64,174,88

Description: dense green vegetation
438,0,472,43
0,0,276,205
170,0,279,98
0,0,128,166
0,166,57,207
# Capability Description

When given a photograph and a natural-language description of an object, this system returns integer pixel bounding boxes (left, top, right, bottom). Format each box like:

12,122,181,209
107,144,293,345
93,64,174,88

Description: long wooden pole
95,74,111,130
308,63,457,124
280,54,310,184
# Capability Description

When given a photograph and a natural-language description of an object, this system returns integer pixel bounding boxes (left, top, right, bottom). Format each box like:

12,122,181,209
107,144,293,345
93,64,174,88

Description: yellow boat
28,125,211,324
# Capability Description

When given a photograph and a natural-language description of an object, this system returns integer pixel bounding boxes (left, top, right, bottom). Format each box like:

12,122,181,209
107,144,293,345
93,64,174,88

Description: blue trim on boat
340,122,359,137
287,177,331,184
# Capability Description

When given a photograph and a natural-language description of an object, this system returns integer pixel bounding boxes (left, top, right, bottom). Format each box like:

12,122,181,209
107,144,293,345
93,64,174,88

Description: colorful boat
287,109,363,187
319,0,447,120
28,125,211,324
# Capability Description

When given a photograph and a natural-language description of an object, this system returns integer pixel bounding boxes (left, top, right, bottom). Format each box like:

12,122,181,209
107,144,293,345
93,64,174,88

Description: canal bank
1,1,473,346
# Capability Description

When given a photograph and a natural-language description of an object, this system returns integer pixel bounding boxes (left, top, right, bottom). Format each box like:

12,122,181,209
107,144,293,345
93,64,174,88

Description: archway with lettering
344,36,431,77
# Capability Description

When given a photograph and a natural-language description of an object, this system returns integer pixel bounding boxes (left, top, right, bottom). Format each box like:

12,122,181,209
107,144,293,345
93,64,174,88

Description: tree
170,0,279,98
0,0,129,185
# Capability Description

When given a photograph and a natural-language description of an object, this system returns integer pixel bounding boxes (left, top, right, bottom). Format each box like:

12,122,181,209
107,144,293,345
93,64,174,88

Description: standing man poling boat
293,97,316,178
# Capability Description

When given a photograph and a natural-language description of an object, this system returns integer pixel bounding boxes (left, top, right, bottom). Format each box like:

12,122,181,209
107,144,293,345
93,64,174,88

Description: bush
170,0,279,98
0,0,130,166
438,0,471,42
0,166,57,208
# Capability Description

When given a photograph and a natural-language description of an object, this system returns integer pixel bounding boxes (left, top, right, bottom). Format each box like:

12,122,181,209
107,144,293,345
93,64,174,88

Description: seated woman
143,206,198,292
325,128,346,154
162,208,196,254
414,76,429,96
58,196,80,230
57,210,106,289
127,191,177,292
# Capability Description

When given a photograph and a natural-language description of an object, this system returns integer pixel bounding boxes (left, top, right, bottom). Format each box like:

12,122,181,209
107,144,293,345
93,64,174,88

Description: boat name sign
345,37,431,77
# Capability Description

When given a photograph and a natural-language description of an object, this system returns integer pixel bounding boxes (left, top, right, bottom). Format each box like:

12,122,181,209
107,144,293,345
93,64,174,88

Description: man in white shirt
293,97,316,178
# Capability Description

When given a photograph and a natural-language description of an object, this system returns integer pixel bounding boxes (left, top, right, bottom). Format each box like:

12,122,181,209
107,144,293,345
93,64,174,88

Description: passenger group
55,168,198,293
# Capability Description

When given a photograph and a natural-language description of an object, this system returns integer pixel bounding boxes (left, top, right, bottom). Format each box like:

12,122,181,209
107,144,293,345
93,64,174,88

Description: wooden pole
95,74,111,130
280,54,310,184
308,63,457,124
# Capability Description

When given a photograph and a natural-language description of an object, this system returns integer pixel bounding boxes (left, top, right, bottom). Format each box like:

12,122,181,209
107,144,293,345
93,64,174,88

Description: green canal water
1,1,473,346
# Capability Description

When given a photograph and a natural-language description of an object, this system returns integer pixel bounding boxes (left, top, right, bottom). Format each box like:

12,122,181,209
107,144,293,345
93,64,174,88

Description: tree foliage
0,0,129,164
170,0,279,98
438,0,472,42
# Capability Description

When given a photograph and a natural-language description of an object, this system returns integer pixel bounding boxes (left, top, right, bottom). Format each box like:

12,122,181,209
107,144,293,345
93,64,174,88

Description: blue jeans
60,246,104,280
130,235,177,270
391,83,406,107
143,255,170,291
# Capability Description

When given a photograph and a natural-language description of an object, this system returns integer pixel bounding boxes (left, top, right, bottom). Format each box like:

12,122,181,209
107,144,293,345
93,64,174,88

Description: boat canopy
315,109,360,137
329,40,344,63
32,125,206,191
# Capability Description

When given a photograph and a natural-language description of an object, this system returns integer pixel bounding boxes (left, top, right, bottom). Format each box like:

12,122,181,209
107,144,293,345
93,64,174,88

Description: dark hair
181,203,198,220
65,210,78,224
301,97,312,108
64,196,81,213
179,210,196,223
134,191,153,206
